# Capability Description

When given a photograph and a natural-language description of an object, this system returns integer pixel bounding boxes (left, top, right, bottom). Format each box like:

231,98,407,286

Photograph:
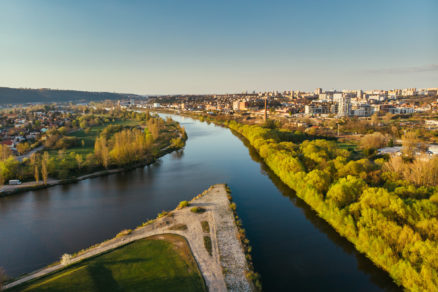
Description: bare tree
360,132,387,150
402,131,419,158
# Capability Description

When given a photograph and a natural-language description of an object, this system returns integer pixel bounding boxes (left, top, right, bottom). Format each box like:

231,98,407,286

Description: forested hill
0,87,140,104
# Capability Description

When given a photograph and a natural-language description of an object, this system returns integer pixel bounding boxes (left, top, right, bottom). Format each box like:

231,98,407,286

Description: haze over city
1,0,437,94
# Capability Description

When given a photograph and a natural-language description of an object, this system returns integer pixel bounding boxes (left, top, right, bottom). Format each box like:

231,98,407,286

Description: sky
0,0,437,94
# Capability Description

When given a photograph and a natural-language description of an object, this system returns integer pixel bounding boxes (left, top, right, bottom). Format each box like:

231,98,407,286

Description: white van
9,179,22,185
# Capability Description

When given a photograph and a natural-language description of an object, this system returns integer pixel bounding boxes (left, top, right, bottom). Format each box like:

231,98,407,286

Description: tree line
0,113,186,184
217,118,438,291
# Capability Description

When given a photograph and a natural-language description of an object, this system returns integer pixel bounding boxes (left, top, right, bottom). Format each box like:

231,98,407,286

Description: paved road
16,145,44,162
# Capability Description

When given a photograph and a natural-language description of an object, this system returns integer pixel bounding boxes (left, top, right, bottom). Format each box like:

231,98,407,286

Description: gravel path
4,184,253,292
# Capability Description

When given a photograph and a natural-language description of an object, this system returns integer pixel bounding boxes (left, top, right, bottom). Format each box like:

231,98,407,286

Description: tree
0,145,11,161
41,151,49,184
75,154,83,169
326,175,366,208
16,142,30,155
30,153,40,184
402,131,419,158
94,137,109,168
371,113,379,126
360,132,387,151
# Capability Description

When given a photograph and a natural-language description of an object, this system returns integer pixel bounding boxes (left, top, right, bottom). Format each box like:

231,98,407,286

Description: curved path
4,184,252,292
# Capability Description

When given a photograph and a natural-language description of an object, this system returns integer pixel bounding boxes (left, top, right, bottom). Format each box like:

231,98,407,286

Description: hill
0,87,140,104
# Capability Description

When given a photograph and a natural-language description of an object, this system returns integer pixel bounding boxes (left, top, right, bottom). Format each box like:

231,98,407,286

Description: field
48,119,138,157
10,234,206,292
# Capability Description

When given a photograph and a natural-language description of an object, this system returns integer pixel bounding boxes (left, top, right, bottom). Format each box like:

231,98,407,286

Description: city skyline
1,0,437,94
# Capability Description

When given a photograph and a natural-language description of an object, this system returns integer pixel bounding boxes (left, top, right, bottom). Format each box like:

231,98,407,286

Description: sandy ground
4,184,253,292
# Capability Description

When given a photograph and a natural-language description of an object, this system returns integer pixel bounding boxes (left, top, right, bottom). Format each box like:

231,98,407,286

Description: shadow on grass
87,263,121,291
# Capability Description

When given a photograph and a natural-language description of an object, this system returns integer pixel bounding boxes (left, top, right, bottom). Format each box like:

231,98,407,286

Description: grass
48,119,140,157
201,221,210,233
203,236,212,256
169,224,188,231
337,141,358,151
10,234,206,292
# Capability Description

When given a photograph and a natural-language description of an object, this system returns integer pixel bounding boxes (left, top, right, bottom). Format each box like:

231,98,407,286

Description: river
0,114,399,291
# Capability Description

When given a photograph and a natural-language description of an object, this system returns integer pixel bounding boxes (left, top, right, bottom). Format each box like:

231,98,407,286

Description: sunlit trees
0,145,11,161
30,153,40,184
360,132,387,151
0,157,20,185
327,176,366,208
94,136,110,169
385,155,438,187
109,128,152,166
218,117,438,291
16,142,30,155
402,131,419,158
41,151,49,184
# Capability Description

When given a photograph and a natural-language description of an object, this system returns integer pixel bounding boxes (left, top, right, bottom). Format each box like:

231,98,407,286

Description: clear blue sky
1,0,437,94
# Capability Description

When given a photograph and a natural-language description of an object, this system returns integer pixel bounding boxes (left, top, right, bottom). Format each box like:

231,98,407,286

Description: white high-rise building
338,96,351,117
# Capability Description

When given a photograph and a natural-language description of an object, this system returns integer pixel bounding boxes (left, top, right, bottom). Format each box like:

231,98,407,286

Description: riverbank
155,110,412,290
0,140,183,198
4,184,255,291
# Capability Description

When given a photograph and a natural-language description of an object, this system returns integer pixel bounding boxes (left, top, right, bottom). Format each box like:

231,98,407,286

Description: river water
0,114,399,291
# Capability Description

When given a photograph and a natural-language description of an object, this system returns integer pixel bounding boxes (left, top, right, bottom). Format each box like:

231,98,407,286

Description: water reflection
0,114,401,292
231,128,400,291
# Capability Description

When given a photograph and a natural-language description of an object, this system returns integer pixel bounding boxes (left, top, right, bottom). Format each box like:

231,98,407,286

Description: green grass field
11,234,206,292
49,119,139,157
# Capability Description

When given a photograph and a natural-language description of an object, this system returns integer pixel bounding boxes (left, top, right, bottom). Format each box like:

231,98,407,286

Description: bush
157,211,168,218
201,221,210,233
178,200,189,209
190,206,206,213
60,253,72,266
203,236,212,256
169,224,188,231
116,229,132,238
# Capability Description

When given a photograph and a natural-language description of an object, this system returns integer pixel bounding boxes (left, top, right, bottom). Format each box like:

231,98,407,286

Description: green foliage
223,118,438,291
178,200,189,209
190,206,206,214
327,176,366,208
115,229,132,238
157,211,168,218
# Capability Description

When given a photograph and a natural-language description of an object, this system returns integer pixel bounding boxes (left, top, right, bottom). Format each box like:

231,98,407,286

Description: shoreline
4,184,255,292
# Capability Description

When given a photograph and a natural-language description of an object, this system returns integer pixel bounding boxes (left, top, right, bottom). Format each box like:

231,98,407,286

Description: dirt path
4,184,253,292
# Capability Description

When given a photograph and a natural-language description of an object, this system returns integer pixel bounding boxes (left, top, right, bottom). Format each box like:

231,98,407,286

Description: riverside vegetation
0,110,186,187
191,114,438,291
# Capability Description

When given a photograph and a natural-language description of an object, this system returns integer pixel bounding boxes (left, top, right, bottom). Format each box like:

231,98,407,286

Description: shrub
116,229,132,238
190,206,206,213
203,236,212,256
157,211,168,218
201,221,210,233
169,224,188,231
178,200,189,209
60,253,72,266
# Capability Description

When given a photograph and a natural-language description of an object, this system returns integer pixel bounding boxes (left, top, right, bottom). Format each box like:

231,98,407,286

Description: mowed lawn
12,234,206,292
